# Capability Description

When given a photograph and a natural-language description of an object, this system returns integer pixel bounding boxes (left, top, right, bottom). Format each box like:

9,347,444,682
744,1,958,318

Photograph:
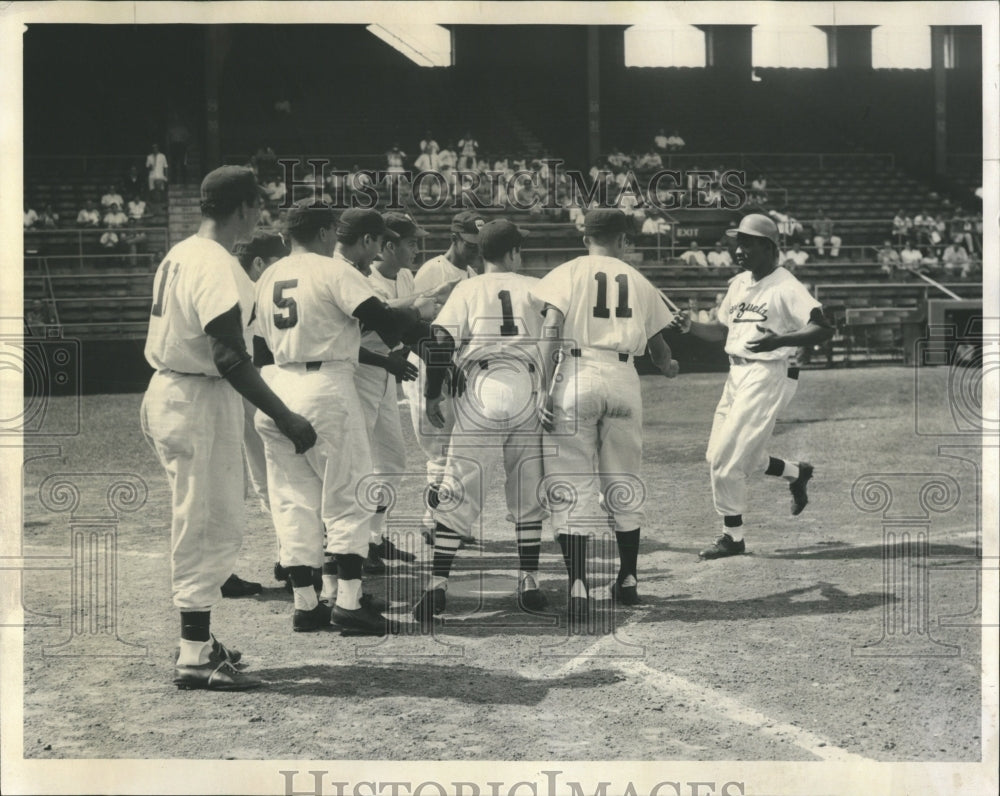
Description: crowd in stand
881,206,982,280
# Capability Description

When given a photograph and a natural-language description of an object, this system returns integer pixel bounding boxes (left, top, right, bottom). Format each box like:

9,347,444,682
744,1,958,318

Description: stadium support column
587,26,601,168
204,27,232,171
930,27,948,180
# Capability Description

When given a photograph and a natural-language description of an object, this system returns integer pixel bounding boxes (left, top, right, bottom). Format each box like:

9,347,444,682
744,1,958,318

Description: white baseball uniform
354,263,416,535
140,235,255,610
402,254,478,528
430,272,547,536
707,266,821,516
532,255,673,537
253,252,379,567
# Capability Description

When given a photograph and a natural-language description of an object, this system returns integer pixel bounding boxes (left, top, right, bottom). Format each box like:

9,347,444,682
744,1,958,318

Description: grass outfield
18,365,985,763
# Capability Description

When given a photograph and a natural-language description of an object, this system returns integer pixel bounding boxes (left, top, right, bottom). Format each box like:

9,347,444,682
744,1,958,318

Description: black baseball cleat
699,533,746,560
412,587,446,627
173,659,263,691
173,636,244,668
331,603,400,635
517,575,548,612
374,536,416,563
273,562,287,583
364,544,387,574
790,463,814,516
221,573,262,598
610,578,643,606
293,601,333,632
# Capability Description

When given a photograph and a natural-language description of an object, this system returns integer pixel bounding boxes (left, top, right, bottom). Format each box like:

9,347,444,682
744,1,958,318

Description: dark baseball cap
233,230,289,262
451,210,486,243
200,166,267,209
337,208,387,239
584,208,630,237
283,200,337,238
479,219,529,261
383,211,428,241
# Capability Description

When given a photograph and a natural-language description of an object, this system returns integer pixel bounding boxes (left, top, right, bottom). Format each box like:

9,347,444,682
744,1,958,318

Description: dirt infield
18,366,986,765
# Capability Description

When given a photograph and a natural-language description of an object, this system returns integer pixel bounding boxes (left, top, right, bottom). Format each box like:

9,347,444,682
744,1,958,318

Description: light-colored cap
725,214,779,247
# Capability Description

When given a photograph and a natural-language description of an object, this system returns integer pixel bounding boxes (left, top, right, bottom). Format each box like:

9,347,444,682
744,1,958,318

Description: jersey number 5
592,272,633,319
273,279,299,329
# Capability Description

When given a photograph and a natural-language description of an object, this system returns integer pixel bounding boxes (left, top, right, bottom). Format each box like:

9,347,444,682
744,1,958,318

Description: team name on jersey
730,301,768,323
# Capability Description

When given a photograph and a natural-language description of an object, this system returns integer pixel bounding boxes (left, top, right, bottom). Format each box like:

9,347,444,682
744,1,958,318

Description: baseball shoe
221,573,262,598
172,636,244,668
326,594,388,613
373,536,416,563
610,575,642,606
364,544,387,574
331,603,400,636
517,574,548,612
699,533,746,560
293,601,333,632
412,587,446,627
790,463,814,516
173,659,263,691
273,562,287,583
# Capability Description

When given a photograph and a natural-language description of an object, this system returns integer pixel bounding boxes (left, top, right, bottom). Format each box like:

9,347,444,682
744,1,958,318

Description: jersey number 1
593,272,633,319
273,279,299,329
498,290,519,336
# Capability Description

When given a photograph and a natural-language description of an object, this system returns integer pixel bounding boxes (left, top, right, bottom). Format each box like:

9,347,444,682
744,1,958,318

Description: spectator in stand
680,240,708,267
769,207,804,246
103,203,128,230
942,241,971,279
257,205,273,228
99,227,120,250
707,242,733,268
876,240,901,277
749,174,768,204
386,143,406,174
912,208,934,247
607,146,630,170
899,240,923,270
77,199,101,228
707,292,725,323
127,194,147,222
123,164,144,200
892,209,912,245
23,202,39,229
634,149,662,172
458,133,478,170
654,128,669,152
265,176,286,208
40,204,60,229
920,247,941,273
123,217,149,267
811,208,841,258
695,300,712,324
641,209,669,237
780,242,809,271
25,299,53,336
949,210,977,256
101,184,124,211
414,146,437,174
146,143,169,197
420,131,439,156
666,129,685,151
166,113,192,184
252,144,278,181
438,142,457,173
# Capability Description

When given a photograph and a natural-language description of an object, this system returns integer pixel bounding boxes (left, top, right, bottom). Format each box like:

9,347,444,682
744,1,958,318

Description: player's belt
306,361,323,371
569,348,632,363
157,368,220,379
477,360,535,372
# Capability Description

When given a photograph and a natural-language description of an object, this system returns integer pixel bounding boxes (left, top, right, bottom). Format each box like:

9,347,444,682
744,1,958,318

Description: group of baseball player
141,165,832,690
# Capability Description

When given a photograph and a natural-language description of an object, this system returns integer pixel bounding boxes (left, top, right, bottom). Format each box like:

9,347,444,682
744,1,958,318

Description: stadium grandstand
22,22,983,391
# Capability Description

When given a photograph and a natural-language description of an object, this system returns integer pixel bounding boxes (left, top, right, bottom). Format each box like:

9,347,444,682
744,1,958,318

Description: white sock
293,586,318,611
726,527,745,542
431,575,449,591
620,574,637,588
337,578,362,610
783,462,800,482
570,579,588,599
177,638,211,666
519,572,538,591
319,574,337,603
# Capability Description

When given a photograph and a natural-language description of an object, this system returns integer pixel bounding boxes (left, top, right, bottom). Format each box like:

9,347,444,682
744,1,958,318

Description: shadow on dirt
258,662,623,702
763,542,981,560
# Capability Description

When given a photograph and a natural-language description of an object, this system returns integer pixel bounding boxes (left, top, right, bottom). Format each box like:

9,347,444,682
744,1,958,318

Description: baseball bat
658,287,681,314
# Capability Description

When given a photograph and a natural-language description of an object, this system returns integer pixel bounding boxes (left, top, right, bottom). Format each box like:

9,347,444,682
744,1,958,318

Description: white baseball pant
706,359,798,516
140,371,245,610
545,350,645,537
255,361,375,568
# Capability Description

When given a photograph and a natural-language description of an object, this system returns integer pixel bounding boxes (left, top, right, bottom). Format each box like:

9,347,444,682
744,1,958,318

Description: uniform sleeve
432,282,467,339
638,273,674,337
192,252,245,330
781,278,822,330
530,264,572,316
413,260,442,293
331,264,380,315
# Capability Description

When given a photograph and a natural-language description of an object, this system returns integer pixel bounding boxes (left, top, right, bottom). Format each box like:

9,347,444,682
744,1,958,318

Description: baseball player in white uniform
254,204,428,635
353,212,439,571
412,219,548,626
533,209,679,626
670,214,833,559
141,166,317,690
403,210,485,543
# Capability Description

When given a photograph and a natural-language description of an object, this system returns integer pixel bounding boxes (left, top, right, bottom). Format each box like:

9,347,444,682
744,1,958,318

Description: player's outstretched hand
386,350,418,382
539,395,556,433
746,324,780,353
667,311,692,334
426,395,446,428
276,412,318,454
662,358,680,378
413,294,437,321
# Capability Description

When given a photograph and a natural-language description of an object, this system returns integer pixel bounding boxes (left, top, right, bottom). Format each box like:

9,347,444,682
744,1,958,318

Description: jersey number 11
593,272,633,318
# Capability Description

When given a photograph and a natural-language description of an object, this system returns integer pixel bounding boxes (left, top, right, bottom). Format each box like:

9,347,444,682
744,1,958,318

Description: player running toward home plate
141,166,316,691
670,213,833,559
533,208,679,627
254,203,428,635
412,219,549,626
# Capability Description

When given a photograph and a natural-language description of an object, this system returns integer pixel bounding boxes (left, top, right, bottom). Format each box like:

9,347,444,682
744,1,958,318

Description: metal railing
24,226,169,259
